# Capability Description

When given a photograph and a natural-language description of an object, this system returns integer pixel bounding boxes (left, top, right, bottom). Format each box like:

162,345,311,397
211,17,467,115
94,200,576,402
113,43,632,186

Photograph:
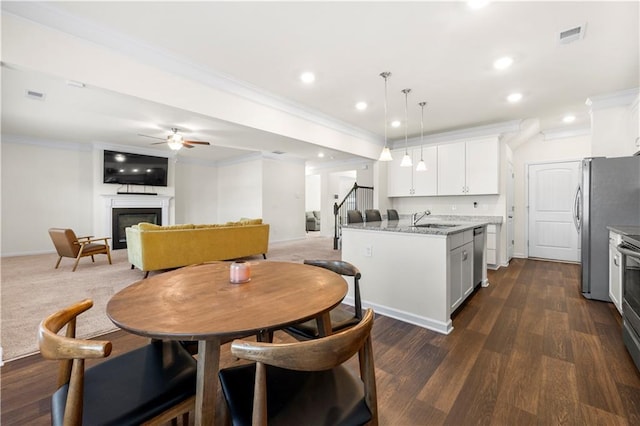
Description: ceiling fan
138,128,211,150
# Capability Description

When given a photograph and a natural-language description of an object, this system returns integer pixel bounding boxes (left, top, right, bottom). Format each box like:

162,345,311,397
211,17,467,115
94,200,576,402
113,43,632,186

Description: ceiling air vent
25,89,46,101
559,24,586,44
271,150,286,155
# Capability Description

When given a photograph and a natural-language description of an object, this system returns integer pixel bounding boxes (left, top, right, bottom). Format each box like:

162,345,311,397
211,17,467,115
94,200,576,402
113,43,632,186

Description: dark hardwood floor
2,258,640,425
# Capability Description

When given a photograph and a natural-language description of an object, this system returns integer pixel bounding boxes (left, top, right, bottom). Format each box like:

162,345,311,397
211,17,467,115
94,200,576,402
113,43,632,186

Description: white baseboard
360,300,453,335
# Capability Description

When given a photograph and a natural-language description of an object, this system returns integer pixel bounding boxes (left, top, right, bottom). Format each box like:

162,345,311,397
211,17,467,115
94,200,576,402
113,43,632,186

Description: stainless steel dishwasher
473,227,484,286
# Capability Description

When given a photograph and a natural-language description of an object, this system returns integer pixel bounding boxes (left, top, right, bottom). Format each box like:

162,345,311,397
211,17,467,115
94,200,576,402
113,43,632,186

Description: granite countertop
607,225,640,236
342,218,491,236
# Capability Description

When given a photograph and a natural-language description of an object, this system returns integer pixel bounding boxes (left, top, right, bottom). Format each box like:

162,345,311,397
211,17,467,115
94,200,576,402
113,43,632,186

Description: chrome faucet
412,210,431,226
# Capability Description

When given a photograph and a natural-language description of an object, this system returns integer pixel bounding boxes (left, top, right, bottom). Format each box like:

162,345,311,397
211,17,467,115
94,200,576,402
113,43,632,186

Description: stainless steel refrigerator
578,156,640,301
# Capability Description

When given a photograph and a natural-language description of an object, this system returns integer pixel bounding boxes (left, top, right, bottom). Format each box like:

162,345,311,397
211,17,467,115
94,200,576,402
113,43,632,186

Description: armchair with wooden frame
37,299,197,426
218,309,378,426
48,228,112,272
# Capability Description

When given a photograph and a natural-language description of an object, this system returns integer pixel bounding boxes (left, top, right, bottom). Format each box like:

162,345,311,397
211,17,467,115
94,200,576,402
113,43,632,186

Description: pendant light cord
402,89,411,154
419,101,427,160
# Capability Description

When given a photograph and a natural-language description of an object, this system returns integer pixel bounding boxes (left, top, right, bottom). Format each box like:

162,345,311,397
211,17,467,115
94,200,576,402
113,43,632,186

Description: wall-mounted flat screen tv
103,150,168,187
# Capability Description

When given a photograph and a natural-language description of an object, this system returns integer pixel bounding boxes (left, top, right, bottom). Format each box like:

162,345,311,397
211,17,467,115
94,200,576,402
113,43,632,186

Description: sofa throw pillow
239,218,263,225
138,222,161,230
138,223,196,231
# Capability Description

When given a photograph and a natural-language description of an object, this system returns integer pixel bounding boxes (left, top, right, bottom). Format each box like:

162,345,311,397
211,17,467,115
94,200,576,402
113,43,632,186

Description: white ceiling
2,1,639,166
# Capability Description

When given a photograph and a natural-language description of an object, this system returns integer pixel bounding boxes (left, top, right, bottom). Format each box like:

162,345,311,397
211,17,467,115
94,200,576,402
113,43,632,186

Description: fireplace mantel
101,194,172,241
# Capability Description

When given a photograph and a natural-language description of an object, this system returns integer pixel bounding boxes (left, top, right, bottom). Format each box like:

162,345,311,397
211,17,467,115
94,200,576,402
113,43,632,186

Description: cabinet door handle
614,255,619,267
462,250,468,261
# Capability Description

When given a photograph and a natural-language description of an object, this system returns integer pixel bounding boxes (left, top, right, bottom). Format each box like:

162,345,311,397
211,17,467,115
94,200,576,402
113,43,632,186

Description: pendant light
378,72,393,161
400,88,412,167
416,101,428,172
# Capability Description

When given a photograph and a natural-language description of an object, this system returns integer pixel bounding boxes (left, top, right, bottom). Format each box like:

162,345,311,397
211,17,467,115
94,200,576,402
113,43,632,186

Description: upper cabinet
437,138,499,196
387,146,437,197
387,137,499,197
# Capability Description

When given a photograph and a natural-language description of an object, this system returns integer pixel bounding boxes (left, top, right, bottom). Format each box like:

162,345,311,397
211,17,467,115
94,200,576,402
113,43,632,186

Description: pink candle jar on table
230,261,251,284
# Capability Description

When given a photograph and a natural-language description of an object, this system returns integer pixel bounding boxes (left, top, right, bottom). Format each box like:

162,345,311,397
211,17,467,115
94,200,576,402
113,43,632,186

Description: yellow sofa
125,219,270,276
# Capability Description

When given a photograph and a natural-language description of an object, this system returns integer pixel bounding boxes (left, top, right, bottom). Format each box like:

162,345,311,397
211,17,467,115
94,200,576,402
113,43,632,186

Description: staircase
333,183,374,249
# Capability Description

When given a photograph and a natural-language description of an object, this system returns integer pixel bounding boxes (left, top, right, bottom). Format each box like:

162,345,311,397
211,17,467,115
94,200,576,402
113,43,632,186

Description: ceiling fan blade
150,141,167,145
182,143,195,149
138,133,166,141
184,140,211,145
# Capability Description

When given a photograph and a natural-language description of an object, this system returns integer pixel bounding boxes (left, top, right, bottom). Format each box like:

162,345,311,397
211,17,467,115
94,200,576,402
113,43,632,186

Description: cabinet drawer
450,229,474,250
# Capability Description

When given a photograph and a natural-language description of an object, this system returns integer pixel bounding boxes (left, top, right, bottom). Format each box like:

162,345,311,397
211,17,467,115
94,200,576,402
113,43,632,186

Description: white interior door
507,161,515,260
528,161,581,262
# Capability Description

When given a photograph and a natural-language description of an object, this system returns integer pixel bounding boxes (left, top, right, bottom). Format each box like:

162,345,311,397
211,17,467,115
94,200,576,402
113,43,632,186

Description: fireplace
112,208,162,249
101,194,172,249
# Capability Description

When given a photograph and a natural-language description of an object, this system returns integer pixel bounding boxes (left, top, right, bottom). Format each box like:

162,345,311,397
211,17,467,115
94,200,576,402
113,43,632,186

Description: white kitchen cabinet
609,230,623,315
387,146,437,197
437,138,499,196
449,230,474,311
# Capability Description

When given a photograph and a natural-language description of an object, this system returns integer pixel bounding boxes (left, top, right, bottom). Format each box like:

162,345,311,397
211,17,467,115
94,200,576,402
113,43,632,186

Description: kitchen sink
412,223,459,229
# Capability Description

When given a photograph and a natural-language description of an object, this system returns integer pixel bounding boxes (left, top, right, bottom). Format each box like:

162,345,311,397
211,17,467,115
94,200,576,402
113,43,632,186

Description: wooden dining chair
48,228,112,272
285,260,363,340
219,309,378,426
37,299,197,426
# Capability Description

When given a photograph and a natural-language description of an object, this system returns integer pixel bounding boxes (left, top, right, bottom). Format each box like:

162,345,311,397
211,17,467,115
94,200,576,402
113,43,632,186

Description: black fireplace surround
112,208,162,249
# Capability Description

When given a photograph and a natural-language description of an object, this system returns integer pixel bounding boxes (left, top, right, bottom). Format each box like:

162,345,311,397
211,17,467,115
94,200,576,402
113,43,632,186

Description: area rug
1,235,338,362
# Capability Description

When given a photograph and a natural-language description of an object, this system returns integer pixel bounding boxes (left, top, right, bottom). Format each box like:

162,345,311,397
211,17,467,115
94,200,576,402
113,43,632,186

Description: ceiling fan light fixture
167,129,183,150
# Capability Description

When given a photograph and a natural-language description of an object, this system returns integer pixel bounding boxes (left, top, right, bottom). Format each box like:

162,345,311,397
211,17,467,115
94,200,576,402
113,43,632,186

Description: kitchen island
341,217,496,334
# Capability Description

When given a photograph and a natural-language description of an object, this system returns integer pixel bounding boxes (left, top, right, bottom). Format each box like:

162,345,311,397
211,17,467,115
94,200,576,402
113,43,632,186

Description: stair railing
333,183,374,249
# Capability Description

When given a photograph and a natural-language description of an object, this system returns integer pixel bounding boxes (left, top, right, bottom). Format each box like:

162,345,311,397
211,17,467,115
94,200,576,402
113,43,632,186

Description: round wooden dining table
107,260,348,426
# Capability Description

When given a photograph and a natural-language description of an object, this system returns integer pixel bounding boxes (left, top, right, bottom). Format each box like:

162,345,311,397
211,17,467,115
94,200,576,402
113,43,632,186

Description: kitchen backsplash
392,194,504,217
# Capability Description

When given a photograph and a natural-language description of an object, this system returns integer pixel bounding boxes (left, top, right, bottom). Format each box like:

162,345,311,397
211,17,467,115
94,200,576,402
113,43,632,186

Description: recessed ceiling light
317,152,325,158
355,101,368,111
391,120,401,128
468,0,490,10
300,72,315,84
507,93,523,103
493,56,513,70
563,115,576,123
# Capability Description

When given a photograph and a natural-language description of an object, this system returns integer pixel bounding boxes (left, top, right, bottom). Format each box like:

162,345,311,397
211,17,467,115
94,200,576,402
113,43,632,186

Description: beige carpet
1,234,338,362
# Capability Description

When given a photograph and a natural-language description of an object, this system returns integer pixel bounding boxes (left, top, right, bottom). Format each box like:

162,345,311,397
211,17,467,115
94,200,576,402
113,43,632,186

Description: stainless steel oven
619,234,640,372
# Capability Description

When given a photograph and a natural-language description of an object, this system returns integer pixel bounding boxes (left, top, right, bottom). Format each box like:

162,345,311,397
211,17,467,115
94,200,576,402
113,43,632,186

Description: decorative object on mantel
378,72,393,162
416,101,428,172
400,88,413,167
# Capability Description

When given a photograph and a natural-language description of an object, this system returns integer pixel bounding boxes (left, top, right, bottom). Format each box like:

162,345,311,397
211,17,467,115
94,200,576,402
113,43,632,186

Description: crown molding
2,2,381,146
586,88,640,111
2,134,92,152
391,119,522,149
541,126,591,141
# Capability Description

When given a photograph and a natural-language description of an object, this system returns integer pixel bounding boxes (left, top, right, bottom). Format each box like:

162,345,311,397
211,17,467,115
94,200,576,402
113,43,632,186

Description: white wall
175,160,218,224
262,158,306,242
305,174,321,211
511,133,591,258
217,158,263,223
1,140,94,255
